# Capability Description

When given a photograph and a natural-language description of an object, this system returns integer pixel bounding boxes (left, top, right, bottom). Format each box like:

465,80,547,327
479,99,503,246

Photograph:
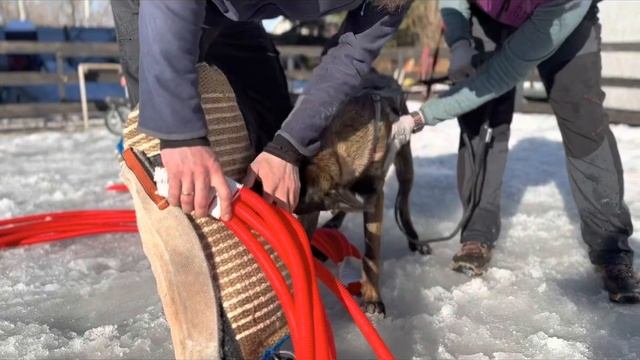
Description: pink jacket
473,0,553,27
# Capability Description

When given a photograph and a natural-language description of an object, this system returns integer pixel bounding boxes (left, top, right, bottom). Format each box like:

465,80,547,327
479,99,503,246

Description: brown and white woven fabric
122,63,289,360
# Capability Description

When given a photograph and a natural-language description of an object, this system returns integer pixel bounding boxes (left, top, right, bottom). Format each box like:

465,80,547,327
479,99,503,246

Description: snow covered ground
1,107,639,359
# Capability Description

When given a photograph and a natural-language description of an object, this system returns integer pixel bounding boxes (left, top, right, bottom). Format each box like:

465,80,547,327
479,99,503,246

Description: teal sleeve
439,0,472,47
421,0,591,125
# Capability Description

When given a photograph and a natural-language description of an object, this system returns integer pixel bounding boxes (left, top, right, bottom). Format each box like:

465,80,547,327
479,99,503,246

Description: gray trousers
459,2,634,266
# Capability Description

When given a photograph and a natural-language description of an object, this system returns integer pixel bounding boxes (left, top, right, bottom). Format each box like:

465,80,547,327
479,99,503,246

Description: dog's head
296,163,365,214
296,73,407,215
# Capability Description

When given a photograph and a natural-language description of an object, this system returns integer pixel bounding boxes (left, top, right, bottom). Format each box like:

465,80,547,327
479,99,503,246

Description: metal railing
0,40,120,122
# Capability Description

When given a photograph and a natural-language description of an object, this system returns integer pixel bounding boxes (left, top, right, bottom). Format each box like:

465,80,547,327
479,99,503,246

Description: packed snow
1,106,639,359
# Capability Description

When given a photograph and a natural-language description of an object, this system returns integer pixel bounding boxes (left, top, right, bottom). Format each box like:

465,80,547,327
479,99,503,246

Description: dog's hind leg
395,142,432,255
321,211,347,229
361,191,386,316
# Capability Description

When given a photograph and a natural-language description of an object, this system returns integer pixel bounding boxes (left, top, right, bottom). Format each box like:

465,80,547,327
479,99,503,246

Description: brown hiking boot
451,241,492,276
600,264,640,304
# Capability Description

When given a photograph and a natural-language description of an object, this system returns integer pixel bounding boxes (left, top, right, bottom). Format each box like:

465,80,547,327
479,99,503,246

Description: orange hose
315,261,395,360
222,215,299,341
0,210,135,227
278,209,336,360
235,200,316,359
0,191,396,359
20,227,138,245
0,210,137,248
106,183,129,192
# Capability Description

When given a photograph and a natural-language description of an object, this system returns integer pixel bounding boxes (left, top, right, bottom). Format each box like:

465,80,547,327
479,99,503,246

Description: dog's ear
327,188,365,211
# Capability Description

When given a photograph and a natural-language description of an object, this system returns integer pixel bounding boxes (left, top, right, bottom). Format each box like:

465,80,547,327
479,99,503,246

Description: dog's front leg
298,212,331,262
298,212,320,242
361,191,385,316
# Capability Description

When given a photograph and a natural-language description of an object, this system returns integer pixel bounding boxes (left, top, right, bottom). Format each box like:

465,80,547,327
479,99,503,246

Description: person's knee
491,123,510,143
547,55,609,158
554,101,608,159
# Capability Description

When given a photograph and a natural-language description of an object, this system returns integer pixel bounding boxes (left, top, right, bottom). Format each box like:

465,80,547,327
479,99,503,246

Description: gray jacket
138,0,410,157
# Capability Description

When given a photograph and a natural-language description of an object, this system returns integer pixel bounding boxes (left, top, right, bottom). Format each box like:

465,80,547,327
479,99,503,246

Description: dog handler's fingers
262,189,276,207
272,185,291,212
242,167,258,188
180,174,195,214
290,179,300,213
194,171,212,218
282,185,294,213
210,171,232,221
167,173,182,207
293,169,301,211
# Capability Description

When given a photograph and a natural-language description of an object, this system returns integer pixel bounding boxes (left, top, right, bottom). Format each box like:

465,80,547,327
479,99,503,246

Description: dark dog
296,73,431,316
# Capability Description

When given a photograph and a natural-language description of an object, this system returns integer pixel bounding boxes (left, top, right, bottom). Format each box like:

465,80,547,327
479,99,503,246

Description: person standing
406,0,638,303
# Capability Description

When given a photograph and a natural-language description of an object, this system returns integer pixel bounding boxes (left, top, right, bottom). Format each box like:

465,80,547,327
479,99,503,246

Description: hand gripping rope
152,148,394,360
0,148,395,360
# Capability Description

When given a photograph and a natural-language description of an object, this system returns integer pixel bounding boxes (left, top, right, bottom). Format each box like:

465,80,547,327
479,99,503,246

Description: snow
1,107,640,359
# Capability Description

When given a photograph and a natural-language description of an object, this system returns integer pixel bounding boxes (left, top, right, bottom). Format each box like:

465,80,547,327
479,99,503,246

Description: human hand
160,146,232,220
448,39,478,83
391,114,416,149
243,152,300,212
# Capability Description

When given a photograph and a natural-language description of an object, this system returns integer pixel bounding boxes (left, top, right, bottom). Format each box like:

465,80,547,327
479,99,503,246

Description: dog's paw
362,301,386,317
408,242,432,256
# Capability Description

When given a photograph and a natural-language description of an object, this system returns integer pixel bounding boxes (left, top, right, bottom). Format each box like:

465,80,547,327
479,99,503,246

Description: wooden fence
1,40,638,126
0,41,120,121
519,42,640,125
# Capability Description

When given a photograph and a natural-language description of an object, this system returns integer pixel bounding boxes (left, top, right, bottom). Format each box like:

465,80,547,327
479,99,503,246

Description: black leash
396,55,496,245
419,75,451,86
399,119,493,245
398,28,506,245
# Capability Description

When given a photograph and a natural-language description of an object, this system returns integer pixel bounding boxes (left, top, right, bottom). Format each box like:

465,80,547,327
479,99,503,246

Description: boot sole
451,260,487,277
609,292,640,304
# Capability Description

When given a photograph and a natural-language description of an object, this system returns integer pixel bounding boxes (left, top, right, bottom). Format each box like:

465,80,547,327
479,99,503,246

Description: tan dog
295,73,430,316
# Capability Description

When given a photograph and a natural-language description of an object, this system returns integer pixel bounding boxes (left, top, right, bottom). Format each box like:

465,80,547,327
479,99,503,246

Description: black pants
110,1,292,153
458,3,634,266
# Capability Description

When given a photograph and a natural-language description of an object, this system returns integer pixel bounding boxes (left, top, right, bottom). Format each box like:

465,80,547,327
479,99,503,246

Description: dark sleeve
439,0,473,47
137,0,208,141
419,0,591,125
273,2,411,157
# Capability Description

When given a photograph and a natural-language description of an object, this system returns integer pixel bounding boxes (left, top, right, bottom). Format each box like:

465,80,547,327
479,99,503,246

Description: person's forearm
138,0,208,141
275,3,410,157
439,0,473,47
421,0,591,125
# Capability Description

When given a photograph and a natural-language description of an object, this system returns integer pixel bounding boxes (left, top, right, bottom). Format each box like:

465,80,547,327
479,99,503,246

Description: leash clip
484,126,493,144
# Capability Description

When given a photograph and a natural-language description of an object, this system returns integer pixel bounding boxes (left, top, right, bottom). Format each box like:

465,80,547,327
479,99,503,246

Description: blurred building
598,1,640,112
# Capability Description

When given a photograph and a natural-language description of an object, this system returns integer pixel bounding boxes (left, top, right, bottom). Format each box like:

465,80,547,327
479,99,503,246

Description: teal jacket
420,0,592,125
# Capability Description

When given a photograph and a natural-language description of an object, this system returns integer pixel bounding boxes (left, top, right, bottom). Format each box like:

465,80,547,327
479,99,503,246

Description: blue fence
0,20,124,104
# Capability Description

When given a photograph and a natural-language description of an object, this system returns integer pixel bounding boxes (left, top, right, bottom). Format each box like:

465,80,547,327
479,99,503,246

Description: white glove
448,39,478,83
385,113,421,170
391,114,416,150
